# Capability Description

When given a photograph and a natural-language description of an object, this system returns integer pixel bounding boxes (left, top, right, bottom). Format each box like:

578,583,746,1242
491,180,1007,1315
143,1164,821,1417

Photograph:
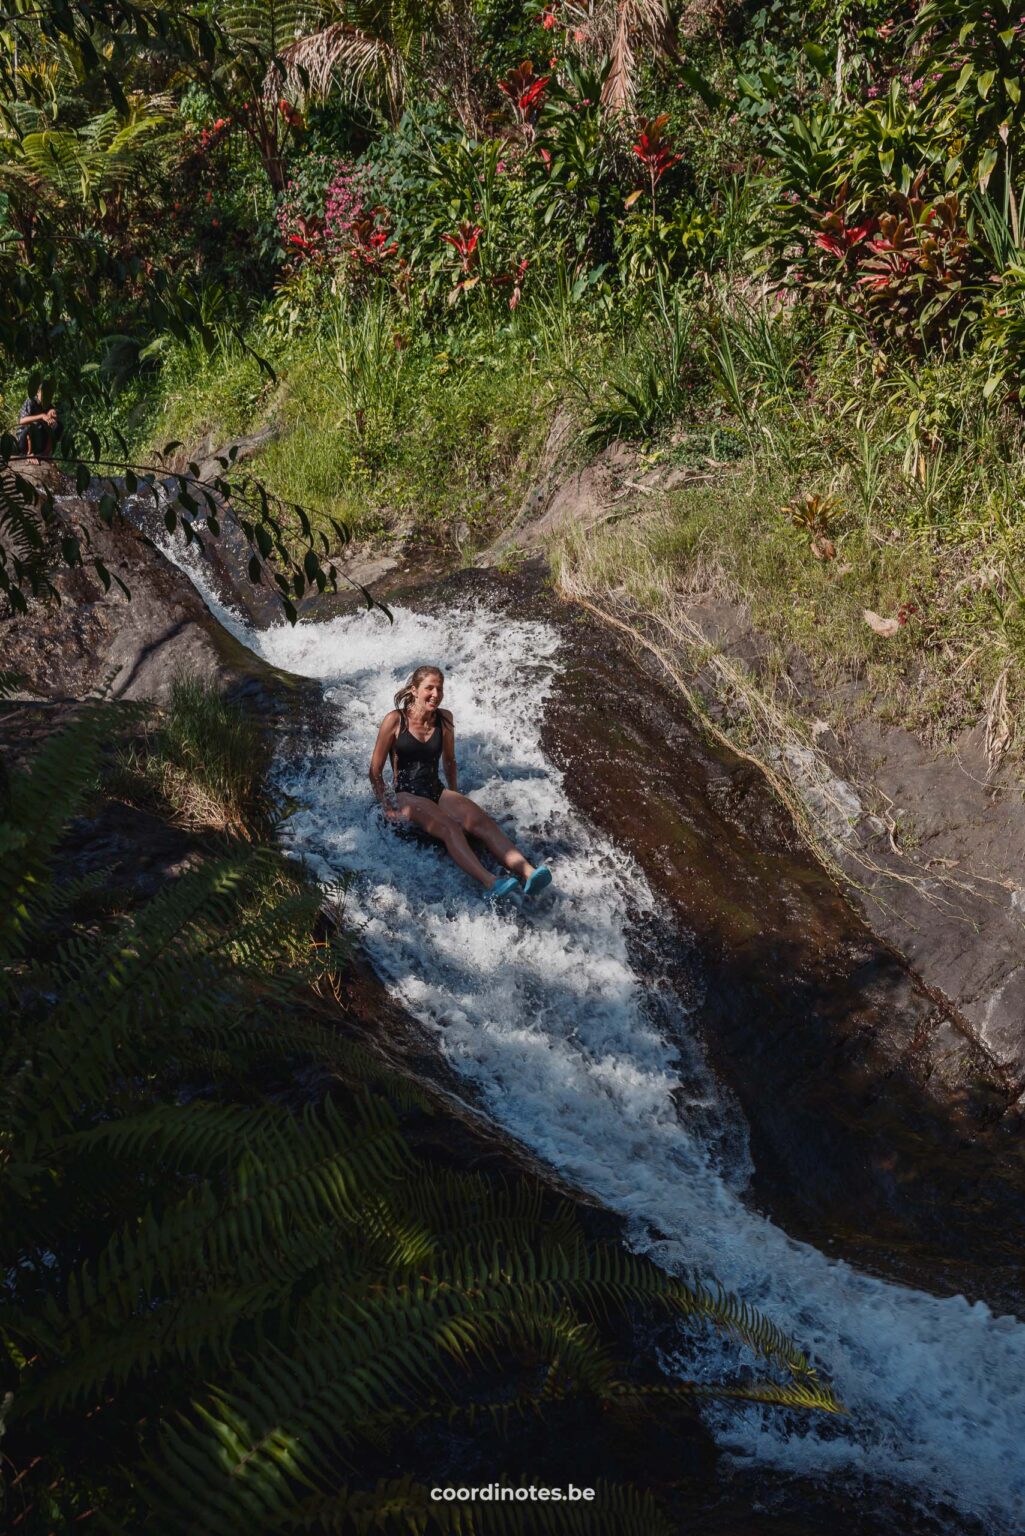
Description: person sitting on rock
15,395,59,460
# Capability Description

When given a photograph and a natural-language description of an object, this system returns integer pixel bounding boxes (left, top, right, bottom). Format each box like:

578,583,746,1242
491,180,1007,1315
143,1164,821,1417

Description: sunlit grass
113,675,268,834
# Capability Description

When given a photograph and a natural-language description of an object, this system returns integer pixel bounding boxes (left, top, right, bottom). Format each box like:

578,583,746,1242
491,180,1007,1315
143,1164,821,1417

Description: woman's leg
438,790,535,883
394,793,499,890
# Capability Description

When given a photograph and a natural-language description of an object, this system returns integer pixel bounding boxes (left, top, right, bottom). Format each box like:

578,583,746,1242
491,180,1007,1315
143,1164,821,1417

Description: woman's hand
369,711,402,813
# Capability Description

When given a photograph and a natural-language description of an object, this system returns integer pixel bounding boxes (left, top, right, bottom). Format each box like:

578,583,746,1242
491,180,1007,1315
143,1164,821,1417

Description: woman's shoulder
381,707,402,730
439,708,454,727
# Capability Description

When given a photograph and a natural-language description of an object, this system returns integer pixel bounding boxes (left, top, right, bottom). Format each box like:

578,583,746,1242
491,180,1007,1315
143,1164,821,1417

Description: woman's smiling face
413,671,444,713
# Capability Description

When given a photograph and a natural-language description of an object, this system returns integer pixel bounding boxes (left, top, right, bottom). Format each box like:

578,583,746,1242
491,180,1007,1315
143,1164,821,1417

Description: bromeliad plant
782,492,845,559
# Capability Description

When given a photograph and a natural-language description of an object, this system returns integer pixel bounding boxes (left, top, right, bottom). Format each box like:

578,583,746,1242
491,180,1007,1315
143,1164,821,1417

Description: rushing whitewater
170,550,1025,1531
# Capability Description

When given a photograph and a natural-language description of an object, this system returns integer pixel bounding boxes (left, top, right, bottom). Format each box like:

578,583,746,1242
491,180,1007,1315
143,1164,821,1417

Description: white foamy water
167,546,1025,1531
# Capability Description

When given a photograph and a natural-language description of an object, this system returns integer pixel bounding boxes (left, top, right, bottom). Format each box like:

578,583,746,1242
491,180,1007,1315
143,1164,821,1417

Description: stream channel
170,542,1024,1536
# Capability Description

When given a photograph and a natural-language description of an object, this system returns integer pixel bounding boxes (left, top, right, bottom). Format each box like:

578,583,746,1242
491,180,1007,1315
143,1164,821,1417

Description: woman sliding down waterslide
369,664,552,904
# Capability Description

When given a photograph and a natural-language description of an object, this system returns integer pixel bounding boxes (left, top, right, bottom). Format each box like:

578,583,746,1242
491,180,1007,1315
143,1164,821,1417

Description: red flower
632,114,679,187
499,61,550,126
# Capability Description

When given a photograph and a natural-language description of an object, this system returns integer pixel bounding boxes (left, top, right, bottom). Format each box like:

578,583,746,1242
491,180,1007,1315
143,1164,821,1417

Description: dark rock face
2,467,299,709
677,595,1025,1092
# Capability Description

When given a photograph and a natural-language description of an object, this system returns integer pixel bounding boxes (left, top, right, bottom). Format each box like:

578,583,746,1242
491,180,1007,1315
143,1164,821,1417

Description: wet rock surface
675,593,1025,1094
1,467,311,717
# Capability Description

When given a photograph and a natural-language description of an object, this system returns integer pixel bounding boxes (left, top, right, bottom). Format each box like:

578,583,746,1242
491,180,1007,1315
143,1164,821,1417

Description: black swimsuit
392,710,446,803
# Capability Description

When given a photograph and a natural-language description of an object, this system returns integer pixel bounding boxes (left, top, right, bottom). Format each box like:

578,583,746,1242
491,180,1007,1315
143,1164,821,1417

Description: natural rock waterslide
5,481,1025,1532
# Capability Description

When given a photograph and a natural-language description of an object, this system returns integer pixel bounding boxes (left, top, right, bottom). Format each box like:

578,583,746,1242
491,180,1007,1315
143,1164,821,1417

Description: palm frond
599,0,670,114
272,21,405,112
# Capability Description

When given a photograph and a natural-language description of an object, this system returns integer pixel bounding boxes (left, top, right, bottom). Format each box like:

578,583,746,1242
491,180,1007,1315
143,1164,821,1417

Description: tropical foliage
2,0,1022,726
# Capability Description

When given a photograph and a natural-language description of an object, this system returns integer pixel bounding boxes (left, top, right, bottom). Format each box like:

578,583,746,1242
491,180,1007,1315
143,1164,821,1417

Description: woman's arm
440,710,457,791
369,711,401,815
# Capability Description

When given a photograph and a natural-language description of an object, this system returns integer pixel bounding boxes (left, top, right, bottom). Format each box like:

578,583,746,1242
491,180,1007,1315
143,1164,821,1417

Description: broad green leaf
978,146,1000,185
803,42,830,77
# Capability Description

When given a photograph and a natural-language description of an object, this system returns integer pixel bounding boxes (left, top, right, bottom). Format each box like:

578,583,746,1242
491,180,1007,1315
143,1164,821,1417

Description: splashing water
170,548,1025,1531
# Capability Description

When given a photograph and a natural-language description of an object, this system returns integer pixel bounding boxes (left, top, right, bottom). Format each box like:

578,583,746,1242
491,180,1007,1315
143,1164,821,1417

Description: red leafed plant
493,256,529,310
632,114,679,215
346,213,398,289
633,115,679,186
442,222,482,272
813,210,875,261
442,222,483,302
855,190,971,346
499,61,550,137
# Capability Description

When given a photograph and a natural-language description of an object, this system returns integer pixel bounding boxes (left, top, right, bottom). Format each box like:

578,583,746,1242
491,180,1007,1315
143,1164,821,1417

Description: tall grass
116,675,267,833
320,288,420,449
579,282,702,448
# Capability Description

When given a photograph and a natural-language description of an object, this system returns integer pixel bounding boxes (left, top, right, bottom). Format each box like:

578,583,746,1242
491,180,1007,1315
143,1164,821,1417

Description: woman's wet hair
394,665,444,711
